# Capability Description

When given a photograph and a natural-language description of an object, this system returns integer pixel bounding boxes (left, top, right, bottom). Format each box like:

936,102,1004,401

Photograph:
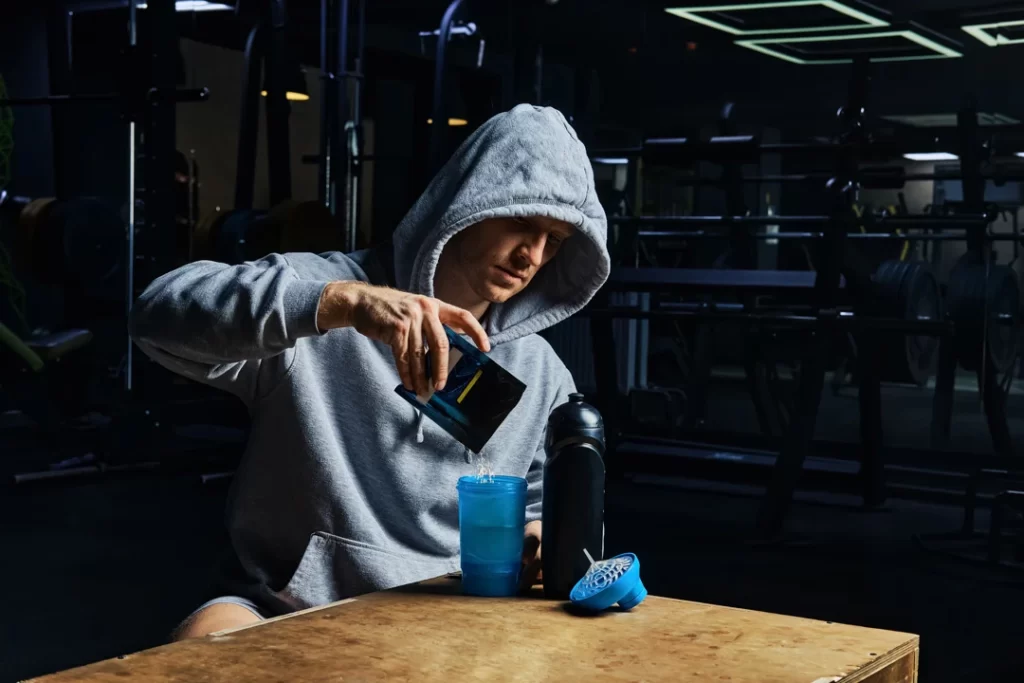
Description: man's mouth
495,265,528,281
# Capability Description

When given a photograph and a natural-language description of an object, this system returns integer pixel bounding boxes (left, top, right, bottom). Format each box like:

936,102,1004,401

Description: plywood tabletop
29,578,918,683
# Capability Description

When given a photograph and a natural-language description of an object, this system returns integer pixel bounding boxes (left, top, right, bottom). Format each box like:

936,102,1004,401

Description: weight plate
19,197,124,286
213,209,259,265
243,211,283,262
193,210,227,261
267,199,301,228
18,197,56,232
279,201,338,255
872,259,942,386
986,266,1020,374
900,262,942,385
905,262,942,385
948,260,986,371
53,198,124,285
873,259,904,304
18,197,57,282
947,256,1020,374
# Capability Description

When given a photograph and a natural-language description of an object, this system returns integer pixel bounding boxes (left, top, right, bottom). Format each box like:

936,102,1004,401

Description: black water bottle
542,393,606,600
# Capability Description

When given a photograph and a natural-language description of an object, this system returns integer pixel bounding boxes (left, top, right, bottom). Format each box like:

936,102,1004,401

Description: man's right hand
317,281,490,396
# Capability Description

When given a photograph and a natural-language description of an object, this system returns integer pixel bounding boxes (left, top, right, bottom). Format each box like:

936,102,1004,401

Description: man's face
449,216,575,304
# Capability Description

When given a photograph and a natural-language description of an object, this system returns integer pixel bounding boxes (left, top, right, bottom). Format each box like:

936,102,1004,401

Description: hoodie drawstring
412,409,473,464
415,409,425,443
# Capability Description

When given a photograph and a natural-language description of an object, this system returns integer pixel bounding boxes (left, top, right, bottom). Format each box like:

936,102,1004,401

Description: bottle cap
569,553,647,611
546,393,605,454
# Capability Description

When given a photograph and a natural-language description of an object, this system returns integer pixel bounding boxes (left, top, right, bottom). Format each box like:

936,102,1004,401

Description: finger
523,521,542,560
439,304,491,352
392,340,414,392
424,311,450,391
519,526,541,592
391,327,414,392
519,558,542,593
522,538,541,567
409,316,428,397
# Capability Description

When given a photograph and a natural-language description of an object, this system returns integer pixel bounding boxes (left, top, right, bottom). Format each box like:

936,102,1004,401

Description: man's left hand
520,520,543,592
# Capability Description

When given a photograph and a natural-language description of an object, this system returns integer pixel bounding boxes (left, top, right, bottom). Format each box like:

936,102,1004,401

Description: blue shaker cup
457,475,528,597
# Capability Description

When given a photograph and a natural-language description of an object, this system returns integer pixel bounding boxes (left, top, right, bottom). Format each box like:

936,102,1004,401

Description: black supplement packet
394,325,527,453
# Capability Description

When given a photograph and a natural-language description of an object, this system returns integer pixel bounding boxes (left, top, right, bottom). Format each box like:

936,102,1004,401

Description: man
129,104,610,639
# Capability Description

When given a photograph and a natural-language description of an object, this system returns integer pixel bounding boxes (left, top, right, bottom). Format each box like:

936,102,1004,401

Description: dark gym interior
3,0,1024,681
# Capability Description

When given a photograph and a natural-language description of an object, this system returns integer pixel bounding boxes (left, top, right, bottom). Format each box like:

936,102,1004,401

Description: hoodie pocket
271,532,459,612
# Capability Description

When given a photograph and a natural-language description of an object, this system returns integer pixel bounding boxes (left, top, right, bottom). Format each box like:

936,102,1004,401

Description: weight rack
585,59,1023,538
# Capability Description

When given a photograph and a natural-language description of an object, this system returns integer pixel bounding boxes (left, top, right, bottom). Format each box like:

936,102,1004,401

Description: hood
391,104,610,346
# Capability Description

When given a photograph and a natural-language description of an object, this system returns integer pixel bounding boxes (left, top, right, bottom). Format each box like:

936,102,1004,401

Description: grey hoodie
129,104,610,614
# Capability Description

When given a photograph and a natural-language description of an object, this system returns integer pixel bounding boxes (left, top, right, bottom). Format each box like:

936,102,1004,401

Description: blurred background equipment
12,196,124,286
4,1,1024,682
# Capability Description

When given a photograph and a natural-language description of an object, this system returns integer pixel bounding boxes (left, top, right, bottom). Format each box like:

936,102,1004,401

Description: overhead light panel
963,19,1024,47
592,158,630,165
175,1,233,10
736,30,962,65
664,1,889,36
137,1,235,10
904,153,959,162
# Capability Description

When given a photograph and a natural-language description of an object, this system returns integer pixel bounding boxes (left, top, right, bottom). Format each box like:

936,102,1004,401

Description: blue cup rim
457,475,527,493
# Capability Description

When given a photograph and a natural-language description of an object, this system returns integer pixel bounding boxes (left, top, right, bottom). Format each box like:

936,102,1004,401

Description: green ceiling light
735,30,963,65
962,20,1024,47
664,1,889,37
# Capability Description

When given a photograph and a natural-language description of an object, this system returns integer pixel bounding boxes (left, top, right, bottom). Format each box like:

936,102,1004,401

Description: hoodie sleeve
128,254,331,403
524,367,577,523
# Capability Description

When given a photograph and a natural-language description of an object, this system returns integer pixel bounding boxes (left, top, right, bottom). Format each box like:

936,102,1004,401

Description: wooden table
30,577,919,683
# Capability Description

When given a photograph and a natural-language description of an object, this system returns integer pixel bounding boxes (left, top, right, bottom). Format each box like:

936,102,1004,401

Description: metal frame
592,84,1022,535
928,105,1016,467
313,0,365,252
235,0,294,211
428,0,469,175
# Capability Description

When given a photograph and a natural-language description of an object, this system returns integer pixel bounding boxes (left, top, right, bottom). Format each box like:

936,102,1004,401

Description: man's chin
482,282,523,304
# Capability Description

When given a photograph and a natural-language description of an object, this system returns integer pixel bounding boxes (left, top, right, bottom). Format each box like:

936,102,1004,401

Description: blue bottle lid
569,553,648,611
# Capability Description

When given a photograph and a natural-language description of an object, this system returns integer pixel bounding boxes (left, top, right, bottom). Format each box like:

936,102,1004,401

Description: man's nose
517,234,547,267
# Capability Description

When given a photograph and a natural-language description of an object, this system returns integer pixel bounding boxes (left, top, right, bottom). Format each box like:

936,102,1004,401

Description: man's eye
548,234,564,247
